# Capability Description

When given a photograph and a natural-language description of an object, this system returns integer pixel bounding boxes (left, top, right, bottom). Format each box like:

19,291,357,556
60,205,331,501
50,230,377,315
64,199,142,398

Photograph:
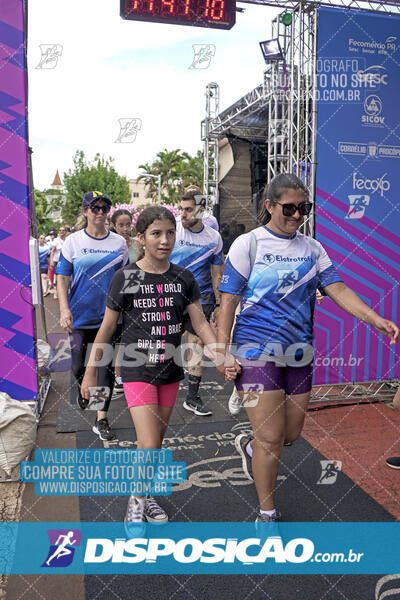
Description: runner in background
110,209,142,396
217,172,399,523
182,185,219,231
46,228,57,290
56,191,128,441
38,234,51,297
80,205,239,526
170,188,224,416
49,225,67,299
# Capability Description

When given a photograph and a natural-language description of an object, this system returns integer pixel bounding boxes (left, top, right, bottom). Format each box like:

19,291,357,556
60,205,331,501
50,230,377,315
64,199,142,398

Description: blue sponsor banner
1,522,400,574
314,6,400,385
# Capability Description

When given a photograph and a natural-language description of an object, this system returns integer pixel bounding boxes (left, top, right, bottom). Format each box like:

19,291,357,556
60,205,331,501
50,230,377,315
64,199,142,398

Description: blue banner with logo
1,522,400,574
314,6,400,385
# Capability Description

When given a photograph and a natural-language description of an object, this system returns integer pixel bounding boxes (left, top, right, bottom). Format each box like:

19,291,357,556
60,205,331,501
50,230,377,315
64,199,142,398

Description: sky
27,0,280,190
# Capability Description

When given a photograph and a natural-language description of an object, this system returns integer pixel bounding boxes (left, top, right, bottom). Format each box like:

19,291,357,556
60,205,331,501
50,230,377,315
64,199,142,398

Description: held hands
216,351,242,381
372,317,399,345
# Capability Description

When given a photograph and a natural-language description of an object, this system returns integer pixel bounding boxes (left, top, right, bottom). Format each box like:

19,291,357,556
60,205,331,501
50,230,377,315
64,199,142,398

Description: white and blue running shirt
170,220,223,305
56,229,128,329
38,244,50,270
219,226,342,360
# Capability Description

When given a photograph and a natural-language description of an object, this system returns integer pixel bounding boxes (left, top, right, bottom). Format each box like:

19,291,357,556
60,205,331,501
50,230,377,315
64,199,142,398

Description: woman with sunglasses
56,191,129,441
217,172,399,523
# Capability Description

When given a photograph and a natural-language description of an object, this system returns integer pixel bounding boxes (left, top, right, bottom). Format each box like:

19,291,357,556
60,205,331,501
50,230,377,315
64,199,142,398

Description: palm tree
179,150,204,191
138,149,204,205
137,161,160,201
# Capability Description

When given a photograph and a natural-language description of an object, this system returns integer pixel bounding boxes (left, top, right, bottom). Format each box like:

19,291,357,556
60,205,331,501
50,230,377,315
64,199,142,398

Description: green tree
178,150,204,191
138,148,204,205
62,150,131,224
33,189,59,235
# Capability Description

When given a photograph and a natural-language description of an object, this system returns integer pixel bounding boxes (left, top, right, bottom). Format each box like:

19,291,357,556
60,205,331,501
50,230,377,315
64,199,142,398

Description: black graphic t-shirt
106,262,201,385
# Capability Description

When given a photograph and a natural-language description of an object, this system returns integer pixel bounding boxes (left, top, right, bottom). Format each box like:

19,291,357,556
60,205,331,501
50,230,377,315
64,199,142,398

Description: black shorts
183,304,214,335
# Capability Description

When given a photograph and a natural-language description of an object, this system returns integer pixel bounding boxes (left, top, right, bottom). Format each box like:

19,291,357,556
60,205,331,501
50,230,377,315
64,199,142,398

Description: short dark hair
181,190,206,208
257,173,308,225
111,209,132,226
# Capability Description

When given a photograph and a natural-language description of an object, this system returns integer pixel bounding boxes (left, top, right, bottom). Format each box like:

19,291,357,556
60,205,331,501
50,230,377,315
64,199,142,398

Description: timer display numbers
120,0,236,29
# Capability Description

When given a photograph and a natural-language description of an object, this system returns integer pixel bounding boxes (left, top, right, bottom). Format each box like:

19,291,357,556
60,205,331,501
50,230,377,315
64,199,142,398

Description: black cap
82,191,112,208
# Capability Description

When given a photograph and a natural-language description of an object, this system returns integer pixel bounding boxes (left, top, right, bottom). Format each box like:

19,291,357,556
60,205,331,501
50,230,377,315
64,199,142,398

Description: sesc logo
352,172,390,197
355,65,388,87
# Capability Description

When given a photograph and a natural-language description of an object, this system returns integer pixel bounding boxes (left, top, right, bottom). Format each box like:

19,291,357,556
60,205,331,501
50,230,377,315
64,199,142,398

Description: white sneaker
124,496,146,537
228,387,242,416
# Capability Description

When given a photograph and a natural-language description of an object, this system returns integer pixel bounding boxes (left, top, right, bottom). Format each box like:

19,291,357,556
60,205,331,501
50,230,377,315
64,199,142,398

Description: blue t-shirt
56,229,128,329
38,244,50,270
169,221,223,305
219,226,342,361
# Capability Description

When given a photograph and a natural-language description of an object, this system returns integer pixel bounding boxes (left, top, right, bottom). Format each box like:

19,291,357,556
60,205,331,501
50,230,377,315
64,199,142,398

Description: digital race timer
120,0,236,29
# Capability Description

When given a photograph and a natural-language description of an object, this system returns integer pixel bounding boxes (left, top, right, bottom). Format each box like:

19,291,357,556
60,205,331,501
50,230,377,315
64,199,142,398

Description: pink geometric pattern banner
313,6,400,385
0,0,37,400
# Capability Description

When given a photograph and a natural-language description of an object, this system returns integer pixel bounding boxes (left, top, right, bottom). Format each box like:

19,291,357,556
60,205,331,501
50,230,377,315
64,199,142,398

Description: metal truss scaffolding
201,83,220,209
201,0,399,403
266,4,318,237
239,0,400,15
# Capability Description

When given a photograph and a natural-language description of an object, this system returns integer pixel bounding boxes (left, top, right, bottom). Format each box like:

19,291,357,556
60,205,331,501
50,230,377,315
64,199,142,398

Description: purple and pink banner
314,6,400,384
0,0,37,400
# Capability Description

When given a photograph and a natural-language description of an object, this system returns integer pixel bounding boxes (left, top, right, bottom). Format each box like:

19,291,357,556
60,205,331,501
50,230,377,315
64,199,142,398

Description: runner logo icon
42,529,82,567
317,460,342,485
346,195,370,219
275,270,299,294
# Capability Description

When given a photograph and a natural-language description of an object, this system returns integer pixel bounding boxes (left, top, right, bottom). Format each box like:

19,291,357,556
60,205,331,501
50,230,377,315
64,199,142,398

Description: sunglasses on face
276,201,312,217
90,204,109,214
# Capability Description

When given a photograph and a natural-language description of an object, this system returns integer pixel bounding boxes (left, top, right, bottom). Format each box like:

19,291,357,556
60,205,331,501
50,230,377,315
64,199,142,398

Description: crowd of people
38,175,400,528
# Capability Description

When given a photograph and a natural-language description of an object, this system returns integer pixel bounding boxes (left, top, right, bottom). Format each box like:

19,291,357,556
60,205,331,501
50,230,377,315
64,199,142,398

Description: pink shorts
123,381,180,408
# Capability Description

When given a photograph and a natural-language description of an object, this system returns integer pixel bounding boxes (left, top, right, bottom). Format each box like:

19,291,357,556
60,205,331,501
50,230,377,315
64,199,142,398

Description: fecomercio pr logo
348,35,396,55
42,529,82,567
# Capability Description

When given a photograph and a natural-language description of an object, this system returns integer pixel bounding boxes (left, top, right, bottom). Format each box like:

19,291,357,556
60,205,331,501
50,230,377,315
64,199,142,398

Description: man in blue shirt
170,189,224,416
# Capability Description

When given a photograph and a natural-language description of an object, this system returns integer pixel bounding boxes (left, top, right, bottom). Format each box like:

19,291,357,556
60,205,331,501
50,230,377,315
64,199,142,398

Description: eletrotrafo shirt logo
263,254,276,264
42,529,82,567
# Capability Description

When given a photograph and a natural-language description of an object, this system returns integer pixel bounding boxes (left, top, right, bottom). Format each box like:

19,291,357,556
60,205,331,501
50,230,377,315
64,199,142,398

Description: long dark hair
136,206,176,234
257,173,308,225
111,209,132,227
135,206,176,259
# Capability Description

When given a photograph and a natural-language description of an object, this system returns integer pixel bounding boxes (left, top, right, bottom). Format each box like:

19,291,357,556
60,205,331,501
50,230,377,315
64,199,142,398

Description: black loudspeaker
250,143,267,216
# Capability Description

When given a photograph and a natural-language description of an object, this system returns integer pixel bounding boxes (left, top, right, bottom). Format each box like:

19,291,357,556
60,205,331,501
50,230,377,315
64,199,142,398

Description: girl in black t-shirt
81,206,239,528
